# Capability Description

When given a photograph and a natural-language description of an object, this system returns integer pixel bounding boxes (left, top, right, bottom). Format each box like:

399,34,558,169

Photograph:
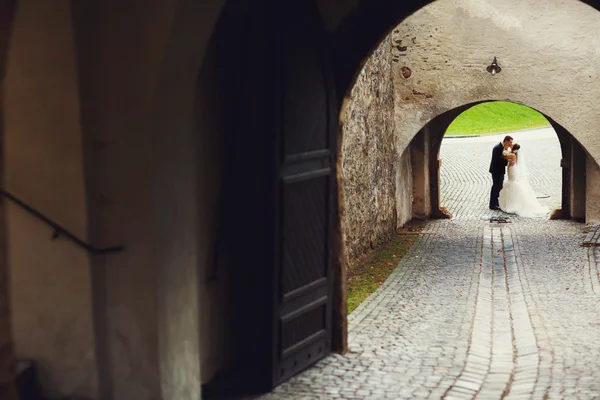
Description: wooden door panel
273,0,335,387
281,176,329,293
283,48,329,155
209,1,337,396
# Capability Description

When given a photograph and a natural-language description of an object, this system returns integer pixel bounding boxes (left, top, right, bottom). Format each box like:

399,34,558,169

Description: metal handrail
1,190,124,254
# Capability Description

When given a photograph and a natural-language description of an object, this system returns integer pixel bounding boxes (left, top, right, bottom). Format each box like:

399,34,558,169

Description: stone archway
2,0,600,397
339,0,600,273
337,0,600,376
335,0,600,164
0,0,594,398
412,102,588,222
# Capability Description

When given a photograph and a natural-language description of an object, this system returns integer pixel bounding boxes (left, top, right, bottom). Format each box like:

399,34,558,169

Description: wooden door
208,0,337,397
272,0,336,387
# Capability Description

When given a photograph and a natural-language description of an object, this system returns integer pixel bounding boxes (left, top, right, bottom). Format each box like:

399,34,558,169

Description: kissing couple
489,135,548,217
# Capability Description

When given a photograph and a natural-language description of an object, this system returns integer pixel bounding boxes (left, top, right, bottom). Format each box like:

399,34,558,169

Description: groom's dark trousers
489,142,508,208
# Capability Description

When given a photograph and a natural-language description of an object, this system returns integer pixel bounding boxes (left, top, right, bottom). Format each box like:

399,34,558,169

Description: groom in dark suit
489,135,513,210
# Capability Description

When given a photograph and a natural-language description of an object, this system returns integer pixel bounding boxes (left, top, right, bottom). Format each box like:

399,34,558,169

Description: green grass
347,221,424,313
445,101,550,137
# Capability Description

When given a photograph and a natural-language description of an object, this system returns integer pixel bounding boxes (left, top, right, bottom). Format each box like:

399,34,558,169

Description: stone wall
341,37,409,265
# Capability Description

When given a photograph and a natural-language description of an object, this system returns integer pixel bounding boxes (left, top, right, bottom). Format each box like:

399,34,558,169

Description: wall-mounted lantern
486,57,501,75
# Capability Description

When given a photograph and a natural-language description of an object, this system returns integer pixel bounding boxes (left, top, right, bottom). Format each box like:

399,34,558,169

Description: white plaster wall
4,1,98,398
72,0,229,398
71,1,185,398
391,0,600,163
151,1,229,398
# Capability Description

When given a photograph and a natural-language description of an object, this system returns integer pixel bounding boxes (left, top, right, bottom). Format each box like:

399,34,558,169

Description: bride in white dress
498,143,549,217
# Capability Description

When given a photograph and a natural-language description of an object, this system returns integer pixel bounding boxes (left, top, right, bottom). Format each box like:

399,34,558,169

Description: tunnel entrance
437,102,561,220
408,101,587,223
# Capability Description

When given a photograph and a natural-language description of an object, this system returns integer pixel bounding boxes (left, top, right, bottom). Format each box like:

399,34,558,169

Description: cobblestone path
258,129,600,399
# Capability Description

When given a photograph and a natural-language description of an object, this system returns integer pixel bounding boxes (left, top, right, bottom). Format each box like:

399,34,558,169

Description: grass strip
347,220,425,313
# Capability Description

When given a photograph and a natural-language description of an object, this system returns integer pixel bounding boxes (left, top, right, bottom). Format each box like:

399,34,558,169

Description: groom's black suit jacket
489,142,508,175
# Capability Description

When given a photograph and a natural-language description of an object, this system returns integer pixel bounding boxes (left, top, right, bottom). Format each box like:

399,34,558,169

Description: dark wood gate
208,0,338,397
273,0,336,387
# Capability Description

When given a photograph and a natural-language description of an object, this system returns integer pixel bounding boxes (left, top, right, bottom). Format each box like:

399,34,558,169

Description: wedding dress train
498,150,549,218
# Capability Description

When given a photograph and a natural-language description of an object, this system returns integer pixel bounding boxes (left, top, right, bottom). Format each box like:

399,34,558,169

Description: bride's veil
515,147,530,178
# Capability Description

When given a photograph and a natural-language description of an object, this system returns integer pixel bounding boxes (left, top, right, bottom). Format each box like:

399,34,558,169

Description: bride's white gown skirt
499,168,549,218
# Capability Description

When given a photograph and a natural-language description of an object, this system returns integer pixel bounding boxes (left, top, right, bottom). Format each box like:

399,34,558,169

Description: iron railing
1,190,124,254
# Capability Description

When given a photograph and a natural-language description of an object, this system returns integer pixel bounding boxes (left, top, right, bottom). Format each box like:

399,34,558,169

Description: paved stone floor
258,129,600,399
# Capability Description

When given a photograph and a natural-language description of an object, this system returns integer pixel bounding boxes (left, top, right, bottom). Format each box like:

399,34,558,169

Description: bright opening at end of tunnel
440,101,560,220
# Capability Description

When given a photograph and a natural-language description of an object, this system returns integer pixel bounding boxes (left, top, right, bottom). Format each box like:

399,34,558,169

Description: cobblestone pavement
257,129,600,399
